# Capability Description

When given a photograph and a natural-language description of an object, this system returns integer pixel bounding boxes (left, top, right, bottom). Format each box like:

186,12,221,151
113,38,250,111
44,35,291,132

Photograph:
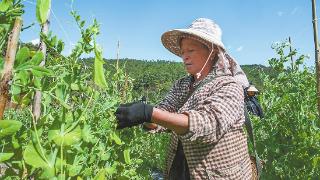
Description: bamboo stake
116,40,120,71
311,0,320,116
32,18,50,121
288,37,294,70
0,17,23,120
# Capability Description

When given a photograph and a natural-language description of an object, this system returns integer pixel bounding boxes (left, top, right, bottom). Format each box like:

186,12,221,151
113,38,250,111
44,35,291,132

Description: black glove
115,102,154,129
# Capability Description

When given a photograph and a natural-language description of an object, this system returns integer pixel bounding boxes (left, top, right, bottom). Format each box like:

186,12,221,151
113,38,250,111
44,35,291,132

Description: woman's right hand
143,122,158,130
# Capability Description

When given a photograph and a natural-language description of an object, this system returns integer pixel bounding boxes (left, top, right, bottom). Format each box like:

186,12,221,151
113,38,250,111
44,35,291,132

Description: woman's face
180,38,211,76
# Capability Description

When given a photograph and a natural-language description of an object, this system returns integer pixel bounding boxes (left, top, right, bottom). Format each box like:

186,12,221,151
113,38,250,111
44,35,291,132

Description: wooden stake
32,19,50,121
0,17,23,120
311,0,320,117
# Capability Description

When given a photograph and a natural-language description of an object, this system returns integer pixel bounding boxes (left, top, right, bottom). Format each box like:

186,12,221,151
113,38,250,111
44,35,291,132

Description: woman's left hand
114,102,154,129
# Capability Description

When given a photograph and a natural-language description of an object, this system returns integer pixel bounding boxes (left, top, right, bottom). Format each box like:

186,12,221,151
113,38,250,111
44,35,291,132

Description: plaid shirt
156,73,252,179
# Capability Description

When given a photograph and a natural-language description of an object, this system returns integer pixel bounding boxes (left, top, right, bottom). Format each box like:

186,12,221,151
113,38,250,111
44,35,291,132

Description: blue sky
21,0,317,66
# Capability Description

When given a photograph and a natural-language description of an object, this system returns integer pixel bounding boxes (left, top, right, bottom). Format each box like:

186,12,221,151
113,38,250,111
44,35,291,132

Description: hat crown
161,17,226,57
188,18,222,41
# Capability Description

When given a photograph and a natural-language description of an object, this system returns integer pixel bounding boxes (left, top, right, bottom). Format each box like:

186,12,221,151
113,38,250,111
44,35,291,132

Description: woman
115,18,252,179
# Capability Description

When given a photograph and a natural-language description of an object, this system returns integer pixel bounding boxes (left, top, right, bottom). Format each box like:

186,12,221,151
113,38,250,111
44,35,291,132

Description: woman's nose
182,54,189,61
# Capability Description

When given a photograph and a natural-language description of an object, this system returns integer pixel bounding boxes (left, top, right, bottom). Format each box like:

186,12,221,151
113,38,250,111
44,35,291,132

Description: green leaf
110,132,123,145
0,24,10,51
82,124,93,143
51,94,71,109
30,66,53,77
12,135,20,149
42,93,52,106
312,156,320,167
31,128,43,143
135,158,143,165
23,143,48,168
71,83,79,91
48,126,82,146
0,120,22,138
50,36,57,47
65,111,74,124
68,164,82,177
20,91,33,107
34,76,42,88
93,169,105,180
101,152,111,161
54,157,66,170
16,70,30,86
24,151,57,179
105,162,118,176
15,47,30,67
52,85,71,109
14,63,34,71
55,85,64,101
57,174,66,180
12,95,20,104
39,167,55,179
0,153,14,162
0,56,3,72
10,85,21,95
57,40,64,53
0,0,13,12
123,149,131,164
93,43,107,88
30,51,44,65
36,0,51,24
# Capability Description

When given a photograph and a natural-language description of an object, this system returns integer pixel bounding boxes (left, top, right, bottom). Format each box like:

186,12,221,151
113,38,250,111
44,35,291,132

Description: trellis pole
0,18,23,119
311,0,320,117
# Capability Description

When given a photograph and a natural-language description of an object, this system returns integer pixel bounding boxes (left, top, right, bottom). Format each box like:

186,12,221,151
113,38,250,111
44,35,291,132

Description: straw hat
247,85,259,92
161,18,225,57
161,18,250,88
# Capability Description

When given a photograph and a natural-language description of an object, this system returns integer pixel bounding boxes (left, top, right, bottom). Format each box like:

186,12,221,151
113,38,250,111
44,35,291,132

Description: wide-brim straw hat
247,85,259,92
161,18,250,88
161,18,225,57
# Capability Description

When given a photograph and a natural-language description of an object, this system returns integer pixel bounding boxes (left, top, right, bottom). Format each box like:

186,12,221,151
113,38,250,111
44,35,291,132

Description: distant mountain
81,58,272,101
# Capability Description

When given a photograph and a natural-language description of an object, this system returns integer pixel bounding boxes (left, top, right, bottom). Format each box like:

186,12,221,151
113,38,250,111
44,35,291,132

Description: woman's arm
151,108,189,135
144,76,191,132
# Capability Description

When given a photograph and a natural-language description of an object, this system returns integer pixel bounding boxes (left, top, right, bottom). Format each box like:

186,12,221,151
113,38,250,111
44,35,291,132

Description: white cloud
277,11,284,17
30,38,40,45
306,54,311,59
236,46,243,52
291,7,298,15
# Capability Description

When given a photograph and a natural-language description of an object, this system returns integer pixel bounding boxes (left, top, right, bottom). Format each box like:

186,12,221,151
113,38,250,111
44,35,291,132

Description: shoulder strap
244,107,262,178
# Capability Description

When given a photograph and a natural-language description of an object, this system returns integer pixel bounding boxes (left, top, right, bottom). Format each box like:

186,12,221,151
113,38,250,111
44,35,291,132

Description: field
1,0,320,179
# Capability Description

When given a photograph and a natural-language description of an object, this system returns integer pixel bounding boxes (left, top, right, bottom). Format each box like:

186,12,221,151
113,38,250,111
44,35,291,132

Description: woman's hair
178,35,220,63
178,35,220,53
178,36,210,51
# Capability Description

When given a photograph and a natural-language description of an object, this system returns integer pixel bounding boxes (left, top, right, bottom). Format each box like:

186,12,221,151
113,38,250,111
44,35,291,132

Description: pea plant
253,41,320,179
0,0,146,179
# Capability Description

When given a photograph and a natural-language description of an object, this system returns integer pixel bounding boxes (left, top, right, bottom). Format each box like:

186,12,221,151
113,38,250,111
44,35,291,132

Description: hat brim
161,29,225,57
247,86,259,92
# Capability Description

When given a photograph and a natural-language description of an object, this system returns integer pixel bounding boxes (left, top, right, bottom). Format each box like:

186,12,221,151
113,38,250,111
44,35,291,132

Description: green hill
82,58,270,103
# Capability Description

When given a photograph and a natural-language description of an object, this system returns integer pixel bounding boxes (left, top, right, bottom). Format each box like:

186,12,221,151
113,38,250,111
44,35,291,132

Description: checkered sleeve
156,77,189,112
180,81,244,143
150,77,189,133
